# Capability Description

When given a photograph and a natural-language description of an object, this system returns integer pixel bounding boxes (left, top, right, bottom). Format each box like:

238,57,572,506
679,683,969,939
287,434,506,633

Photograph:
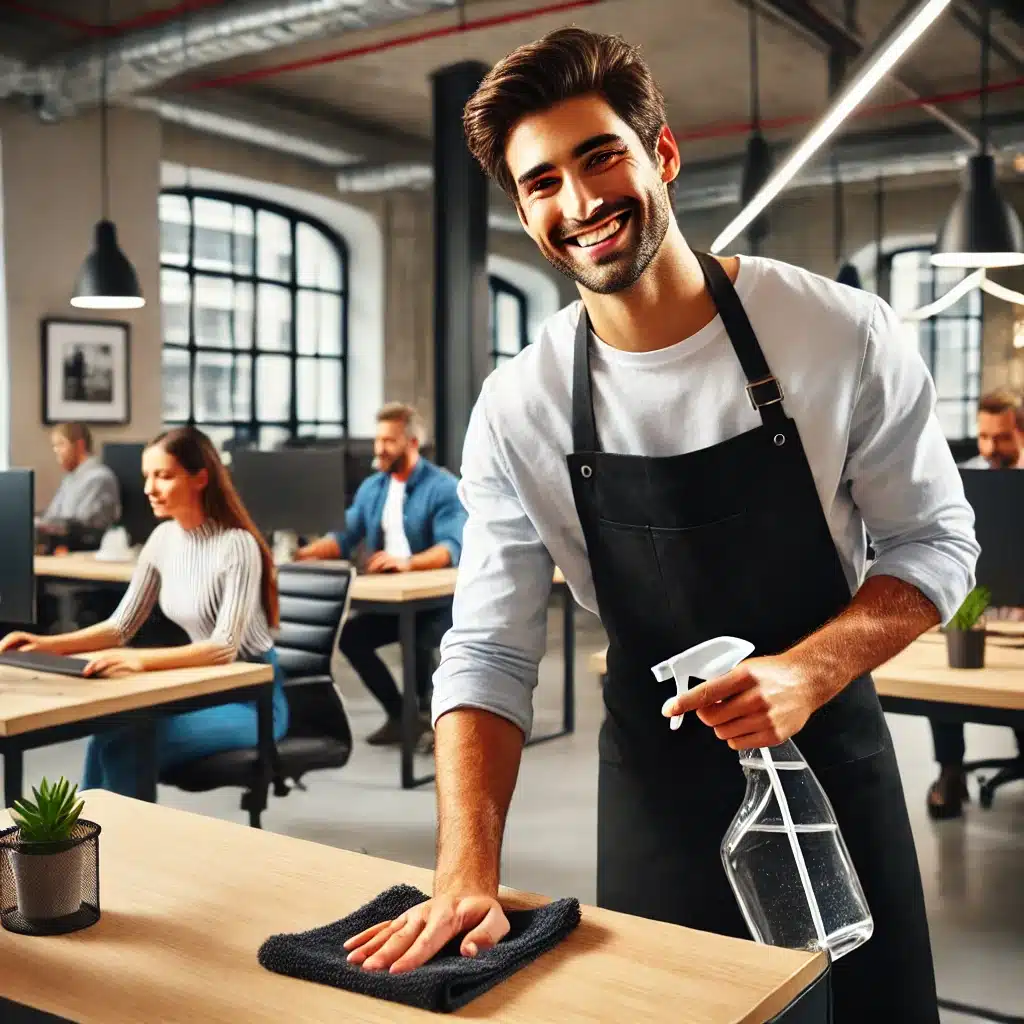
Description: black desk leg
4,749,24,808
134,721,158,803
399,607,434,790
562,591,576,735
250,684,274,828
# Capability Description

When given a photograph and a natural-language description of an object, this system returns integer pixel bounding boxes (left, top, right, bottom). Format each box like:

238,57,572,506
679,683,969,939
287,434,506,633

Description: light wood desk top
588,633,1024,713
35,554,569,604
0,791,824,1024
0,661,272,738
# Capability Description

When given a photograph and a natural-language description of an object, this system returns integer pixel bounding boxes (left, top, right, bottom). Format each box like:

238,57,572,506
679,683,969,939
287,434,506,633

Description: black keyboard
0,650,90,677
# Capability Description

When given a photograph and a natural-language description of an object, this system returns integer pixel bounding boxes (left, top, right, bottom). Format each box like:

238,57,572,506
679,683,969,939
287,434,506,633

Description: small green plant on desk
945,586,990,669
8,777,88,923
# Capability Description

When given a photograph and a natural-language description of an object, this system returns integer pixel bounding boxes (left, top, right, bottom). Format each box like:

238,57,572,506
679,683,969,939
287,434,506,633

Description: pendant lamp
931,0,1024,269
740,1,773,252
71,0,144,309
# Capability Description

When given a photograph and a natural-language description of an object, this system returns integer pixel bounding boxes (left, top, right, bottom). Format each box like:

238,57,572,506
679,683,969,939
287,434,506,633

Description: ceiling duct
9,0,456,120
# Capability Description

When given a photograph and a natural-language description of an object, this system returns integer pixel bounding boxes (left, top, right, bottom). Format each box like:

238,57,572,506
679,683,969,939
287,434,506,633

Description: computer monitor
0,469,36,626
230,448,347,538
102,441,158,546
960,468,1024,608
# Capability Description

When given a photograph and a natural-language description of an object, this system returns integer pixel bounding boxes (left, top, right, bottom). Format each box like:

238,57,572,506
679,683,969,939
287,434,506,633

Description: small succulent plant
948,586,991,632
11,777,85,845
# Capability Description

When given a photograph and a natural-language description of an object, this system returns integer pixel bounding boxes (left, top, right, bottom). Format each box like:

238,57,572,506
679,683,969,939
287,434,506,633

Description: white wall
161,163,386,437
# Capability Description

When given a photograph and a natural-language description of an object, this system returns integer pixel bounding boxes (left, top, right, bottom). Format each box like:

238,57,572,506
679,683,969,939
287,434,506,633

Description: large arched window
873,247,983,441
159,189,348,451
489,275,528,369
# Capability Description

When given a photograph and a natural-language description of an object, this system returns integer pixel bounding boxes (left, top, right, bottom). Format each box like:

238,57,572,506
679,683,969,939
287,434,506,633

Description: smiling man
342,29,978,1022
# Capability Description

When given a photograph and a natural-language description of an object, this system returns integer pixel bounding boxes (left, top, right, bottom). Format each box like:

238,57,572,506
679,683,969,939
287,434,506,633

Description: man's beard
378,449,408,475
989,451,1019,468
541,185,672,295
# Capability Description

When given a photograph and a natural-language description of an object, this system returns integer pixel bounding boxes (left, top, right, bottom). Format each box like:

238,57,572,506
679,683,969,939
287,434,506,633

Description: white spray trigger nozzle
651,636,755,731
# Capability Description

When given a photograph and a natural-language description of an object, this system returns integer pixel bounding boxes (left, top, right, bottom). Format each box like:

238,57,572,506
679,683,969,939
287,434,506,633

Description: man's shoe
366,718,404,746
926,766,969,820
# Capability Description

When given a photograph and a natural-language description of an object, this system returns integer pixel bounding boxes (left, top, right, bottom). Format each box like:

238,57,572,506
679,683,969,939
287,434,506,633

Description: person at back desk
928,388,1024,818
37,422,121,540
296,402,467,745
0,426,289,797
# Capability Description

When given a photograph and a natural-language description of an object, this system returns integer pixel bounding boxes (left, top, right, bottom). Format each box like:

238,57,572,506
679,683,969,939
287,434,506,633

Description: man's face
374,419,415,475
51,434,82,473
977,409,1022,468
505,93,677,295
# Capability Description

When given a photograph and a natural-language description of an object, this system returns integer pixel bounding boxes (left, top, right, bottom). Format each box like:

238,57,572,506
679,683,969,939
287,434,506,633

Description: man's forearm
788,573,940,707
409,544,452,571
433,707,524,898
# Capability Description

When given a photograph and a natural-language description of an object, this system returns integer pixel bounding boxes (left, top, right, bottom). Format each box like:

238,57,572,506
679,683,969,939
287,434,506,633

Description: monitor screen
102,442,158,546
0,469,35,625
959,468,1024,610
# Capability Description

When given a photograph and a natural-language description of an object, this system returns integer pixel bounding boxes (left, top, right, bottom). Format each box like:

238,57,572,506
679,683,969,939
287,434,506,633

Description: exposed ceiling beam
951,0,1024,74
752,0,979,148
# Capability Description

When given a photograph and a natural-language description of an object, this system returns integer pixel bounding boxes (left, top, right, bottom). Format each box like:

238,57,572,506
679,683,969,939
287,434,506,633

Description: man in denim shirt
297,403,467,745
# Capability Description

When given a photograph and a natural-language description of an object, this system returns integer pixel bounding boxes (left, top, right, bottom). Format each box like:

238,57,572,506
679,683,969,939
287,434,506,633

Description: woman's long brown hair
148,426,279,628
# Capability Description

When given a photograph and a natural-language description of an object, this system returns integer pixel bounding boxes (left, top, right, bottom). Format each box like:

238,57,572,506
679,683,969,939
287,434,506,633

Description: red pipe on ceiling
0,0,227,37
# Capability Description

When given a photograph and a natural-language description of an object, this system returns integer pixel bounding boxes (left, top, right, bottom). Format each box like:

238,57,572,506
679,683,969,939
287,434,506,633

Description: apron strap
572,303,600,453
694,252,789,432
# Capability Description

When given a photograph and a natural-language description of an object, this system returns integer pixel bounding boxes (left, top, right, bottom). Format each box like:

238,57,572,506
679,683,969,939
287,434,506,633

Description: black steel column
431,60,490,472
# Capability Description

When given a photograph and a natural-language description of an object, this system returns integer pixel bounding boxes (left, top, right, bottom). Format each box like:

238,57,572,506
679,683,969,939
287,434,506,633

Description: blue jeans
81,649,289,797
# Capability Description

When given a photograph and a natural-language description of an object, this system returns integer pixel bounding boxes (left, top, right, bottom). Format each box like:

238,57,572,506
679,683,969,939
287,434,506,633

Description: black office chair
160,562,355,828
964,754,1023,809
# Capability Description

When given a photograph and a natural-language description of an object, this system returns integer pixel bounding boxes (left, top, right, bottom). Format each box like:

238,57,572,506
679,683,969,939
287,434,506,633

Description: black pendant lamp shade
931,154,1024,268
71,220,145,309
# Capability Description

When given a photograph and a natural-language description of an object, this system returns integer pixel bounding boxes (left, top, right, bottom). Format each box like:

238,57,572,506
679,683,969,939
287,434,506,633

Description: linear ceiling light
710,0,952,253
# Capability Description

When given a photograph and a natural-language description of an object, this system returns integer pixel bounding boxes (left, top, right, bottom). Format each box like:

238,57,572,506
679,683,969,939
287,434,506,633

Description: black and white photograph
41,318,130,425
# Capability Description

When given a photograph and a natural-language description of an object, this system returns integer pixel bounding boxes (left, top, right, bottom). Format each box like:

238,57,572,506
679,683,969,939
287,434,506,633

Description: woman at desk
0,427,289,796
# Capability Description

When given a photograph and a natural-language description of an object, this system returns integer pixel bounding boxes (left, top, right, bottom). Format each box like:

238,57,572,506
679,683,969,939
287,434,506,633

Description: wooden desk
0,660,274,811
34,553,134,585
0,791,828,1024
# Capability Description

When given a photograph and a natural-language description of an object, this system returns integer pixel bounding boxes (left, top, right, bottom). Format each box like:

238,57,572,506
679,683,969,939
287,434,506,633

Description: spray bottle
652,636,874,961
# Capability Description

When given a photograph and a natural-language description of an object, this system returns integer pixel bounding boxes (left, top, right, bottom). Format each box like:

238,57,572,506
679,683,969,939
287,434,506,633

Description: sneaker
926,766,969,820
365,715,429,747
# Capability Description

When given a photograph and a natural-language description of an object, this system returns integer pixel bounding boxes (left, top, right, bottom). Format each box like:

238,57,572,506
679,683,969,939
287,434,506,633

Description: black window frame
488,274,529,368
159,187,350,450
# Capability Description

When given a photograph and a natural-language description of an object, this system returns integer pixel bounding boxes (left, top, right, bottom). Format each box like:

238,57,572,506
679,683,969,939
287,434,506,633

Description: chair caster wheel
979,786,994,810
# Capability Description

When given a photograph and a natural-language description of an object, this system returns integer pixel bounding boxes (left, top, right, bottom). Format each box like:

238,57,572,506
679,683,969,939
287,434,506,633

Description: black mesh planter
0,821,101,935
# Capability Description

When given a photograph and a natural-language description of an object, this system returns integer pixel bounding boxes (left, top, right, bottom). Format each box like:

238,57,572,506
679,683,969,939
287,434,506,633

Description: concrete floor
4,605,1022,1022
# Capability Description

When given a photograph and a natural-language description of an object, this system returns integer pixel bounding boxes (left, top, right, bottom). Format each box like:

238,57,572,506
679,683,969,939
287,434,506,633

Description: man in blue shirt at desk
297,402,466,745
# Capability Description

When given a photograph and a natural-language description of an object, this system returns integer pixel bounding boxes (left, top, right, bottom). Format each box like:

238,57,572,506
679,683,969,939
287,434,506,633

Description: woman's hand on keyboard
0,631,50,653
82,650,147,678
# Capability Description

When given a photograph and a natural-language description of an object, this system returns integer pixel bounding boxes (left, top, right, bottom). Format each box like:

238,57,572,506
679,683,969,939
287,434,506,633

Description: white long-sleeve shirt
108,519,274,661
432,255,980,738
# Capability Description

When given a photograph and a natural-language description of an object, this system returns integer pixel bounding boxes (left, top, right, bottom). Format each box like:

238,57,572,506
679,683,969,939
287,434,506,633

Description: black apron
567,252,939,1023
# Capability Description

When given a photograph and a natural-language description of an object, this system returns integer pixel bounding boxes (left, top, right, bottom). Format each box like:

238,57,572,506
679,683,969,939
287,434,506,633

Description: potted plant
8,777,88,922
945,586,990,669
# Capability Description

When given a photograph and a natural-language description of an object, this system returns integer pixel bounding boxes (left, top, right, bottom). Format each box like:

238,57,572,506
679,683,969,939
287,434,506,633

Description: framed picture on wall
41,317,131,425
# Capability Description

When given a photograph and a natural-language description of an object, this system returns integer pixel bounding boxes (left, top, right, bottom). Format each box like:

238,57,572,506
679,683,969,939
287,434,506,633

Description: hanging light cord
979,0,990,154
749,1,760,131
100,0,110,220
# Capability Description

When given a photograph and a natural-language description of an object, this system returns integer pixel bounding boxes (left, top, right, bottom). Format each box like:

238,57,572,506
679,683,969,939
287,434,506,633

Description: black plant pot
946,629,985,669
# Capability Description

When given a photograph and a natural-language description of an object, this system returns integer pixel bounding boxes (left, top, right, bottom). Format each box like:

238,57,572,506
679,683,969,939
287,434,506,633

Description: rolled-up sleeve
431,474,468,567
431,386,554,739
846,298,979,623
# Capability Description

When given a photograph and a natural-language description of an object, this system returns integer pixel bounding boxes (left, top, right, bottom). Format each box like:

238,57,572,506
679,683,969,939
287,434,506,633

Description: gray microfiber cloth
257,883,582,1013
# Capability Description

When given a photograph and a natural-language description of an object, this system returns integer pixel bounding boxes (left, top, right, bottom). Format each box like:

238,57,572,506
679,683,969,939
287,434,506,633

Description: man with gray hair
298,402,467,745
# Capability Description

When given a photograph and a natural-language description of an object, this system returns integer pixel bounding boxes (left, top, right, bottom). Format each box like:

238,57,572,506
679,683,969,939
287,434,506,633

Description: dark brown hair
147,426,279,628
979,388,1024,431
52,422,93,453
463,27,670,202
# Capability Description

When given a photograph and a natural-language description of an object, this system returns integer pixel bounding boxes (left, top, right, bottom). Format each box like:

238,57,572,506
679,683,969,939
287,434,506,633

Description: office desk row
33,556,576,790
0,789,831,1023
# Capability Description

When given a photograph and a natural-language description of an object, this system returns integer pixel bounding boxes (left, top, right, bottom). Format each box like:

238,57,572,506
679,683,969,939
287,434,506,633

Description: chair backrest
274,562,354,684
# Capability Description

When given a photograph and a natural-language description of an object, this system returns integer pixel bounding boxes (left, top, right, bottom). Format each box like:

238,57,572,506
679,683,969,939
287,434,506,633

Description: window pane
192,197,234,272
937,401,969,439
296,357,318,420
259,425,291,451
161,348,190,421
934,320,967,399
256,284,292,351
234,282,254,351
159,193,190,267
257,210,291,282
315,423,343,439
495,291,523,355
256,355,292,421
161,269,190,345
934,266,978,318
194,425,237,455
889,250,930,315
194,352,237,421
318,359,343,421
296,291,341,355
296,222,341,290
230,355,252,421
234,206,254,275
194,276,234,349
